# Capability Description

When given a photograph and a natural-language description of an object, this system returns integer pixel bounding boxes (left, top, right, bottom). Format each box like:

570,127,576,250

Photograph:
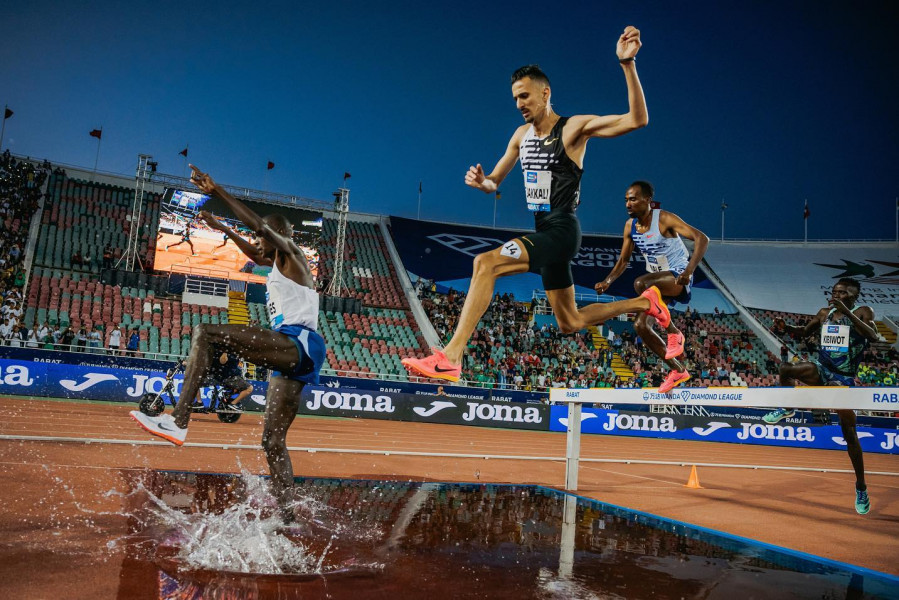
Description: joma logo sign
603,413,676,432
463,402,542,423
307,390,395,413
737,423,814,441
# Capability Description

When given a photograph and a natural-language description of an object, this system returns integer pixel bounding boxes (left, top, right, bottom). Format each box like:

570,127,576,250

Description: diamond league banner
388,216,711,300
548,407,899,454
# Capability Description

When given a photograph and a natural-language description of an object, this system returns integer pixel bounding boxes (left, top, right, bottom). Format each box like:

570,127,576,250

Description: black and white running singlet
518,116,583,228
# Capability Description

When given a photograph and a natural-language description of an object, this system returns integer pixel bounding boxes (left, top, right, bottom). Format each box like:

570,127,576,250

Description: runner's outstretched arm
595,220,636,293
465,127,526,194
190,164,265,231
197,211,271,265
568,26,648,140
191,164,311,282
830,301,879,342
658,211,710,287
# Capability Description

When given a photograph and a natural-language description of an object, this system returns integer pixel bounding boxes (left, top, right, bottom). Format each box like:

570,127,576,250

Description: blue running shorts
272,324,326,385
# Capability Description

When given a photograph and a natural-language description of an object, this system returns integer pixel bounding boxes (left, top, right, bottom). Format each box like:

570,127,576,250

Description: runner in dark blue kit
765,278,879,514
404,26,671,381
165,215,197,255
131,164,326,518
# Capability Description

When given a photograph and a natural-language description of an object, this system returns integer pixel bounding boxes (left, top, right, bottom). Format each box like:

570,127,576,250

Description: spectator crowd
418,287,899,392
0,151,46,347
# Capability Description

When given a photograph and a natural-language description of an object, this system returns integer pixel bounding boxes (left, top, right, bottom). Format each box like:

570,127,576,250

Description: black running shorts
517,211,582,290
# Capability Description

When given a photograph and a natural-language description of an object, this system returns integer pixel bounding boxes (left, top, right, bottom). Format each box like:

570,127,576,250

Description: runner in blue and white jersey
131,164,325,519
595,181,709,393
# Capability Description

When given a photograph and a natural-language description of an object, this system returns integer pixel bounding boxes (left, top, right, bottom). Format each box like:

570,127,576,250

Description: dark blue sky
2,1,897,240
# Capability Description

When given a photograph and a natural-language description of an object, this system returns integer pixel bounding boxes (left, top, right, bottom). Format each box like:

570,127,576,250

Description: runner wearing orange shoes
403,27,668,383
594,181,709,393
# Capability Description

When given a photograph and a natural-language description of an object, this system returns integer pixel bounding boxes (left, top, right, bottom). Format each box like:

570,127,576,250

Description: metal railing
171,264,231,280
185,276,229,297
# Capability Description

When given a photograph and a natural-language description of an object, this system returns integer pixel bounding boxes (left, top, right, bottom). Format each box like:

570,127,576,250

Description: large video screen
153,188,322,284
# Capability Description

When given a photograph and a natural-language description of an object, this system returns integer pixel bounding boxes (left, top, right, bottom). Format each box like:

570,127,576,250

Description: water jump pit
109,470,899,599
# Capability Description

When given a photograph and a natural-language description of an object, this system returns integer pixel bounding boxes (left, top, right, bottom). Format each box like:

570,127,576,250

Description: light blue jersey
631,209,690,276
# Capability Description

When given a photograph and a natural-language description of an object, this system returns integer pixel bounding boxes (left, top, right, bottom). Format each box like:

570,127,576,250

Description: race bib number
266,288,284,329
500,241,523,259
645,254,670,273
821,324,850,352
524,170,552,212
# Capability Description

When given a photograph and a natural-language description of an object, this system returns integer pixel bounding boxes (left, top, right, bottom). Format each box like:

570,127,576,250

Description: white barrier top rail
549,387,899,411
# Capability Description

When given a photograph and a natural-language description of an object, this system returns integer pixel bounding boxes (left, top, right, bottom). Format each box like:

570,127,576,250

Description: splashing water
123,469,384,577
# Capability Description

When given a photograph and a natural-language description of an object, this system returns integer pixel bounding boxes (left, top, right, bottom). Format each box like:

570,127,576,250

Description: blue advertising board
0,347,546,404
0,358,270,407
549,406,899,454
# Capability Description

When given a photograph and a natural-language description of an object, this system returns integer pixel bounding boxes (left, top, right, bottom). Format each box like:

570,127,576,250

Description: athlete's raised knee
556,316,583,335
472,251,504,278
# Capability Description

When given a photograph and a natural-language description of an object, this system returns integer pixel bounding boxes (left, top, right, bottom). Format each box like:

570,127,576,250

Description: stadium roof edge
14,153,332,212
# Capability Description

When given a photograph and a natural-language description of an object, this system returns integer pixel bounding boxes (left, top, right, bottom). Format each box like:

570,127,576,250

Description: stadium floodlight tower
325,184,350,297
116,153,153,271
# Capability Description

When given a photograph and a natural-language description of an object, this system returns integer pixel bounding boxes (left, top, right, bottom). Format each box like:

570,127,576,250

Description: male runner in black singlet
404,26,670,381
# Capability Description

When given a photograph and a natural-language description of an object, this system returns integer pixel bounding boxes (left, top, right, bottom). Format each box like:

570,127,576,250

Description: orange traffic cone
684,465,703,489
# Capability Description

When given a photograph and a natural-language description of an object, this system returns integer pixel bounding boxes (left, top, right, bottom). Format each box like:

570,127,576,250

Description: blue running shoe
855,489,870,515
763,408,795,424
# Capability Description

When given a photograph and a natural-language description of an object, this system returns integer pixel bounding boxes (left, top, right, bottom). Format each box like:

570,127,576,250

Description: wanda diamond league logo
814,259,899,285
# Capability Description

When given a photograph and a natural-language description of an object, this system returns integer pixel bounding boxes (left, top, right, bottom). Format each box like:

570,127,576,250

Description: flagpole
493,192,498,228
182,144,189,178
417,181,421,220
93,127,102,172
0,105,8,152
803,198,808,245
720,197,725,242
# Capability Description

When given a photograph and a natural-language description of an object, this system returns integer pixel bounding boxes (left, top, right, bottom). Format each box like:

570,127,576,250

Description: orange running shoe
640,286,671,328
665,331,685,359
402,349,461,382
659,370,690,394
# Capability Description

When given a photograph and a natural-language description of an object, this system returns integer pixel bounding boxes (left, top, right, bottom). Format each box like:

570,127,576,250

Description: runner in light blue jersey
596,181,709,393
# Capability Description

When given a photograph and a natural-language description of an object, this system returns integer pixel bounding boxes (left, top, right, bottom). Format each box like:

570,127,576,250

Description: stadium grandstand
1,150,897,402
